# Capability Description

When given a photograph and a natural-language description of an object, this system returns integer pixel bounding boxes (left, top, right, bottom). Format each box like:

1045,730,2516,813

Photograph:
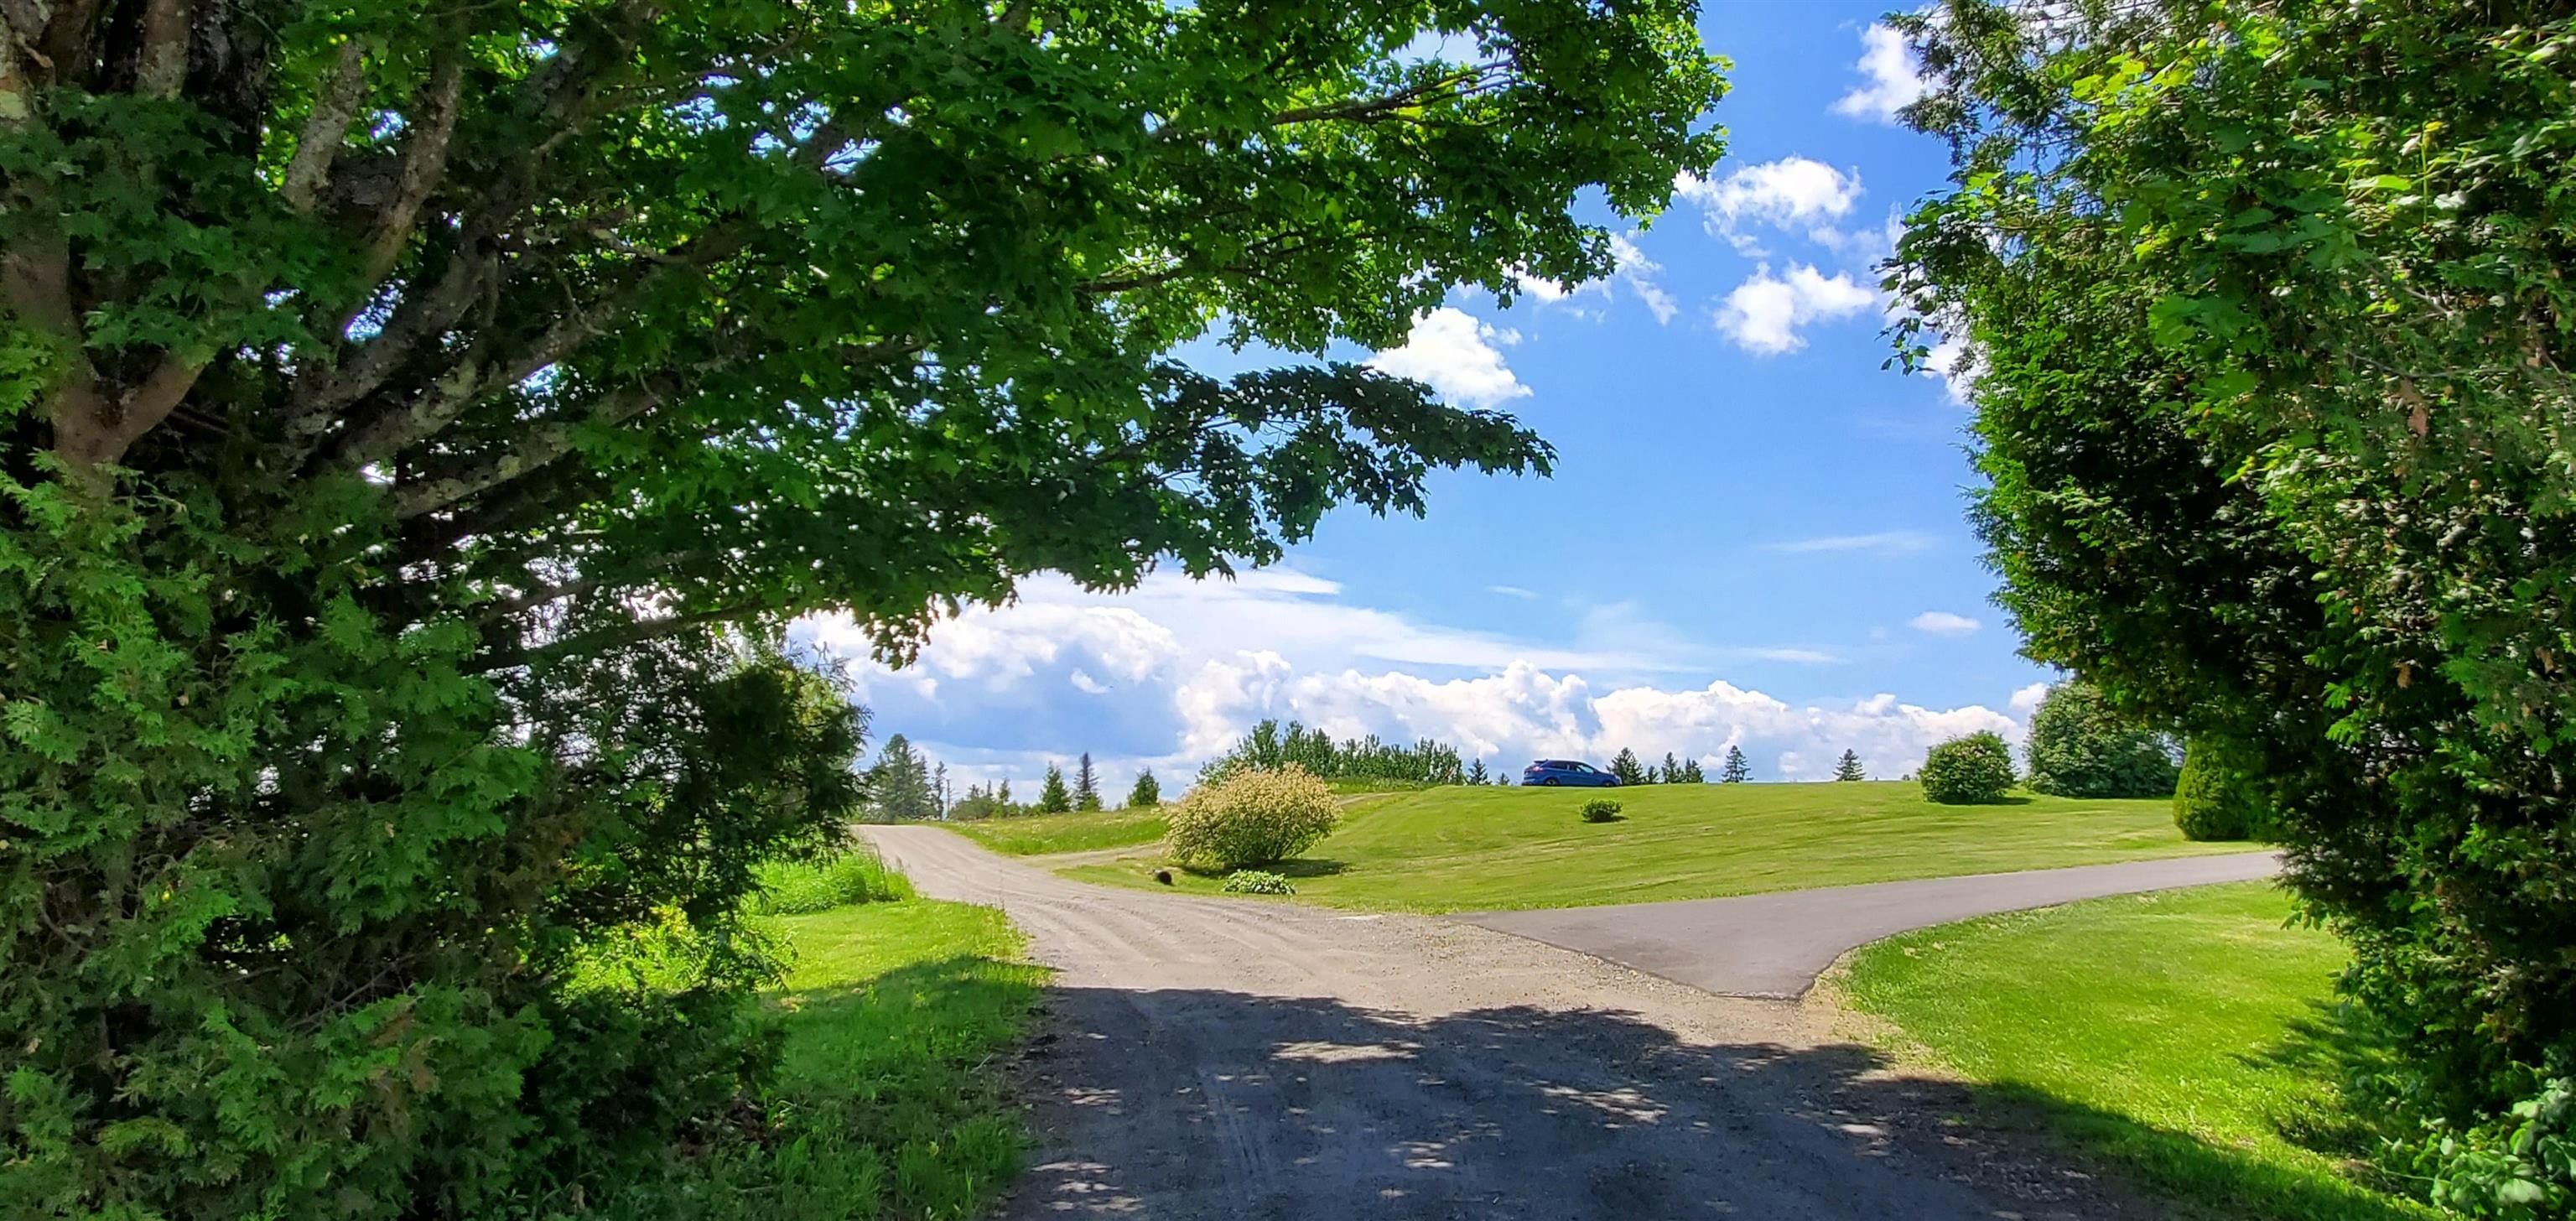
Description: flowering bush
1163,766,1339,870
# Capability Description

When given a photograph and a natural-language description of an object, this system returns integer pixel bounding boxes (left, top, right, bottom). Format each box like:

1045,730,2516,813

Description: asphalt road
862,825,2207,1220
1463,851,2283,998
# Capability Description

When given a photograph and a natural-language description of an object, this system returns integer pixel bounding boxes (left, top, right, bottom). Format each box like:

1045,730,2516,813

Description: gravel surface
862,824,2172,1220
1466,851,2282,998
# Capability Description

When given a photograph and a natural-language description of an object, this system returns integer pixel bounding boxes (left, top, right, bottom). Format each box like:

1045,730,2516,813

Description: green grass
744,844,916,914
1840,882,2432,1221
947,807,1167,855
1054,781,2250,912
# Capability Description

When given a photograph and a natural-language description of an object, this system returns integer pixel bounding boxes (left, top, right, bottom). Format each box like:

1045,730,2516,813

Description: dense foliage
1919,732,2017,805
2024,681,2179,799
865,734,940,821
1580,798,1623,824
1890,0,2576,1207
2172,741,2264,844
0,0,1725,1212
1199,718,1470,786
1127,769,1161,809
1163,766,1340,871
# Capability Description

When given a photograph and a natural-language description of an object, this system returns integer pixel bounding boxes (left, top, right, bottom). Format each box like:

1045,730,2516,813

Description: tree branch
389,381,665,519
362,48,465,284
283,41,368,214
133,0,188,99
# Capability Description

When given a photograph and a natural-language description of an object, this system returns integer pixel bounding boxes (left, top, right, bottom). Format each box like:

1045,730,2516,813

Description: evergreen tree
996,778,1014,807
1074,752,1103,810
1609,748,1649,786
1721,746,1751,784
868,735,937,820
1833,750,1867,782
932,762,951,818
1037,764,1072,813
1127,769,1161,808
1467,758,1490,785
1680,757,1706,783
1661,752,1683,785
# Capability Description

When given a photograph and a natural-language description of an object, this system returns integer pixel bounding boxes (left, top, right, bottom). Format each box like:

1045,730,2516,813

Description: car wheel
1542,777,1560,786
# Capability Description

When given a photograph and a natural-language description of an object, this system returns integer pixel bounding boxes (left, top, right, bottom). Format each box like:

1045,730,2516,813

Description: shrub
1162,766,1339,870
1580,798,1623,823
745,846,917,915
2024,681,2181,798
2172,741,2265,842
1920,732,2018,804
1221,870,1297,895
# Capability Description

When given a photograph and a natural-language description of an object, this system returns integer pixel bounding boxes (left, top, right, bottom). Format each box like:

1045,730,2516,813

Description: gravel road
862,825,2175,1220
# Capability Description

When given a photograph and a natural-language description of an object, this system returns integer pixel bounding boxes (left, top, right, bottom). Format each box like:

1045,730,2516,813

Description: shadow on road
1004,984,2423,1221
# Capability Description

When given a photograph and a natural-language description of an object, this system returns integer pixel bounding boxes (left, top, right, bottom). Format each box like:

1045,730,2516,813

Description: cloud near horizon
796,570,2028,792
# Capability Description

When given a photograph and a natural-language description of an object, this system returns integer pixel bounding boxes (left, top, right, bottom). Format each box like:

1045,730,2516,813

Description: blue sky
802,3,2055,790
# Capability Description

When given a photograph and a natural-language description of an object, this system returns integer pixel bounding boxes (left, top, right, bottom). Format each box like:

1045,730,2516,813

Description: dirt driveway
863,824,2168,1220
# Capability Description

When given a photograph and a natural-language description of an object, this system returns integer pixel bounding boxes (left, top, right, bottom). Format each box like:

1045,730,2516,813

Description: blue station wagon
1522,759,1620,787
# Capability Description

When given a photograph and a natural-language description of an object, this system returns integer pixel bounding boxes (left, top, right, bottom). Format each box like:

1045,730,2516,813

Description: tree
1680,757,1706,784
1037,763,1074,814
2023,681,2179,799
0,0,1724,1209
1127,769,1161,809
868,734,938,820
1467,758,1490,785
933,762,952,818
1721,746,1751,784
1661,752,1684,785
1074,751,1103,811
1608,748,1649,787
996,779,1014,807
2172,741,2265,843
1890,0,2576,1190
1919,733,2015,805
1832,750,1866,782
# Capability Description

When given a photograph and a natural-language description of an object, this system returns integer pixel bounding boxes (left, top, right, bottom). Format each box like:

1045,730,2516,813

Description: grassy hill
1049,781,2252,912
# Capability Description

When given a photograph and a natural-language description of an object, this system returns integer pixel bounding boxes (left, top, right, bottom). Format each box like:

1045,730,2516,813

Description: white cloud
1368,307,1531,408
1909,610,1983,636
1675,158,1863,253
1924,331,1976,405
2009,681,2051,713
1763,530,1938,555
1487,585,1538,600
1608,231,1679,325
1712,263,1878,356
1834,23,1930,123
798,569,2036,793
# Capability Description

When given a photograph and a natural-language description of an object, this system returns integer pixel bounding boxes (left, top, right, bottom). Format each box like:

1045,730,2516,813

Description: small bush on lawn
1920,732,2018,804
1222,870,1297,895
1580,798,1623,823
745,846,917,915
1163,765,1339,870
2173,740,2267,841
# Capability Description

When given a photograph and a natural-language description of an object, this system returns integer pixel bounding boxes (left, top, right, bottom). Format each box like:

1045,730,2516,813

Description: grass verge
1838,881,2432,1221
947,808,1166,856
1057,781,2251,912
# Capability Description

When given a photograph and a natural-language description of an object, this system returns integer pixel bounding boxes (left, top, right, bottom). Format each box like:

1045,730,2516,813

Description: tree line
864,736,1163,821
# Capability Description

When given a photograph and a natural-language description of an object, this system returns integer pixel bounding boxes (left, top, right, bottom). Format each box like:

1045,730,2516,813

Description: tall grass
745,845,916,916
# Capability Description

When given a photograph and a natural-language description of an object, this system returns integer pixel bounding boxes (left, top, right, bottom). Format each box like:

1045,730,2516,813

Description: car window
1572,762,1597,773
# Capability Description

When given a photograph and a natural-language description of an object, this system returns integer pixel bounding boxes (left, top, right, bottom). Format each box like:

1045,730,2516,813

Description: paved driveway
1462,852,2283,998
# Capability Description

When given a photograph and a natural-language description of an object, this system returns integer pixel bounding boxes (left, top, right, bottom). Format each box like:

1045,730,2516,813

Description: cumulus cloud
1713,263,1878,355
1834,23,1930,123
797,569,2036,792
2010,681,2051,713
1675,157,1863,253
1924,330,1977,405
1368,307,1531,408
1609,231,1680,325
1762,530,1937,556
1909,610,1983,636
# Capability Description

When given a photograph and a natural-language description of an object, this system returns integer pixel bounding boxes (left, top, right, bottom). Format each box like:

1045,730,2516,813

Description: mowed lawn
1052,781,2251,912
947,808,1166,855
1841,882,2433,1221
721,898,1046,1220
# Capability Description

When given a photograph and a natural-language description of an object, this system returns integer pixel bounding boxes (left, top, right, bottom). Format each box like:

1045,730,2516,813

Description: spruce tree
868,735,937,820
1834,750,1867,782
1609,748,1648,786
1680,757,1706,783
1721,746,1751,784
1467,758,1490,785
1038,764,1072,813
1127,769,1161,808
1661,752,1683,785
1074,752,1104,810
